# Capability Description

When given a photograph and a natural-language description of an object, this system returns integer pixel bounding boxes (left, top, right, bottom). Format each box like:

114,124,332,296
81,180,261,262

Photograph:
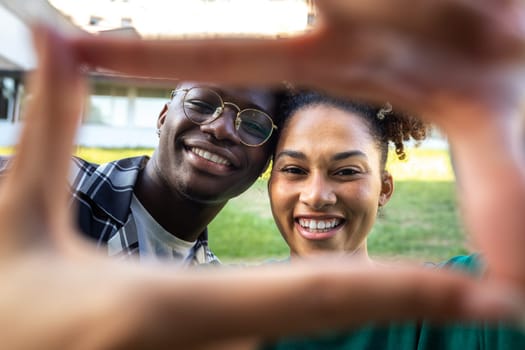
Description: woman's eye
280,166,306,175
335,168,360,176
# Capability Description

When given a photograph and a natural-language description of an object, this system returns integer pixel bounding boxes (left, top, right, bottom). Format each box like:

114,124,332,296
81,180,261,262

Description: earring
377,204,384,218
156,129,161,137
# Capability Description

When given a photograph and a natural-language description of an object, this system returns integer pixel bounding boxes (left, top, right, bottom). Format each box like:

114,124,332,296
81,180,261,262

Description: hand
69,0,525,122
1,4,524,349
70,0,525,291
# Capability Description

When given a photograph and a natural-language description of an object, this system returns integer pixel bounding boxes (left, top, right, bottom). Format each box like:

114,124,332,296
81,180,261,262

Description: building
0,0,310,148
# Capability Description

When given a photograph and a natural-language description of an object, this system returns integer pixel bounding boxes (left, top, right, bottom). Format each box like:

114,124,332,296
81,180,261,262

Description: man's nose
199,106,241,144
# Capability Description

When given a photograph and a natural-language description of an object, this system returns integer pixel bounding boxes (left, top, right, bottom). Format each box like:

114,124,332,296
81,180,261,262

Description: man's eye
241,121,267,138
185,100,217,114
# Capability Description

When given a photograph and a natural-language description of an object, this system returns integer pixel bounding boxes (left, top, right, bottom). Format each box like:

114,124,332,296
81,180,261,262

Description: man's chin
177,187,233,205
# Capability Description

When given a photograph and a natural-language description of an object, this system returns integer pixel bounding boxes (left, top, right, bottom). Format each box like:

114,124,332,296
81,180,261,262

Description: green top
262,255,525,350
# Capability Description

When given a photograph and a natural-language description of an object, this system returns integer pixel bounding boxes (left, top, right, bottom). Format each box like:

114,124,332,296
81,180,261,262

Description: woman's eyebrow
332,150,368,161
275,150,368,161
274,150,306,161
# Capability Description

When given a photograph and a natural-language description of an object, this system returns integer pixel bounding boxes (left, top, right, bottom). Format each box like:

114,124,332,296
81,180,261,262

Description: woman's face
268,104,393,259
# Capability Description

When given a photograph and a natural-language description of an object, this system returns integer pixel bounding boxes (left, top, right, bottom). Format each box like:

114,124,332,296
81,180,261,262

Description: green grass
367,181,467,262
209,147,467,264
208,179,468,264
0,146,466,264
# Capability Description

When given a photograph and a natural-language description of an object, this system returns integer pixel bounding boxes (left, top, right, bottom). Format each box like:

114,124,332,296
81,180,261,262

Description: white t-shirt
131,194,197,266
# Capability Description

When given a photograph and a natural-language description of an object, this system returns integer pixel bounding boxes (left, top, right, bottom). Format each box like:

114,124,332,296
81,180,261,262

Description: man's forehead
178,82,275,103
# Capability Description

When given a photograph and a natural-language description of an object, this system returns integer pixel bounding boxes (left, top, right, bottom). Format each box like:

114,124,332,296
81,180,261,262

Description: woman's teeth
298,218,341,232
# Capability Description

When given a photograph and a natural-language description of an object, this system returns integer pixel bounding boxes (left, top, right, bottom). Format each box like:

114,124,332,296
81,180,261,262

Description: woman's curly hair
276,89,429,169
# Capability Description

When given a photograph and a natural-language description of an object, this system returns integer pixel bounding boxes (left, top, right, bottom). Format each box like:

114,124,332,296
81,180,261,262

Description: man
70,82,283,264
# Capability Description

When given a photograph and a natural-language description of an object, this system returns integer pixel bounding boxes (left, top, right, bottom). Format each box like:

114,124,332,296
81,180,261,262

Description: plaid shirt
0,155,219,265
70,156,219,264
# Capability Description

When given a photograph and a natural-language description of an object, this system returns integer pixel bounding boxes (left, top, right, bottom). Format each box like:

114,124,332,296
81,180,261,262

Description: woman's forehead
281,105,375,148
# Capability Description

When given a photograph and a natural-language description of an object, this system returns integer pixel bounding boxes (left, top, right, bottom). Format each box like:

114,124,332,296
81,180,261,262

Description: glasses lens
237,110,274,146
183,88,223,124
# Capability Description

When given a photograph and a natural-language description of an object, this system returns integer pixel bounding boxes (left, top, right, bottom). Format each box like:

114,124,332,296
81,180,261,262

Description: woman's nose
299,174,337,210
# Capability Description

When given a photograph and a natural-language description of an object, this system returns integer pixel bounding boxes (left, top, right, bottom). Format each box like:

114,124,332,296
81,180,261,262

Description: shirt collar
77,156,149,225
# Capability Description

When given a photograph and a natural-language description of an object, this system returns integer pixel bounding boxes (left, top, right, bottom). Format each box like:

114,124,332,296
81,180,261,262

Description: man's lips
183,140,240,168
190,147,232,167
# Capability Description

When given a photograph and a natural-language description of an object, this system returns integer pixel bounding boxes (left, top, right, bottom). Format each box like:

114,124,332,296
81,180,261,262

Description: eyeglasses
171,87,277,147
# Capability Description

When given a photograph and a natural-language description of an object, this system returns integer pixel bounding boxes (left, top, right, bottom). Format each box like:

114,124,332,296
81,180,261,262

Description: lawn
210,148,468,264
0,146,468,264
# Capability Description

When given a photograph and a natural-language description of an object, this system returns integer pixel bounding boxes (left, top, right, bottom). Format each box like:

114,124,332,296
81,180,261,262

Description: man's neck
134,163,226,242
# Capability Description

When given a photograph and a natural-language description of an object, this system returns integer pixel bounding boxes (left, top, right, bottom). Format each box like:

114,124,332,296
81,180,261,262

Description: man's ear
157,103,169,129
379,171,394,207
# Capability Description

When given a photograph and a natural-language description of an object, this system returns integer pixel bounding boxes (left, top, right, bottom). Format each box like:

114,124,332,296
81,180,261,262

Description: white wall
0,5,35,69
0,122,157,148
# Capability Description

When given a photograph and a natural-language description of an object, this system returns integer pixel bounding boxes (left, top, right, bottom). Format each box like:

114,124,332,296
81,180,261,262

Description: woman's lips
295,217,345,240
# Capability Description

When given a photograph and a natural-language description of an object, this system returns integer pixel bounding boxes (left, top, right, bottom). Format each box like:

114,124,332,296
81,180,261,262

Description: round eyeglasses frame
171,87,277,147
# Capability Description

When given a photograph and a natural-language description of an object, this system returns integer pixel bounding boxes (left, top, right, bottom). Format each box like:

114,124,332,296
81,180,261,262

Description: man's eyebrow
238,99,269,113
274,150,306,161
332,150,368,161
215,90,269,112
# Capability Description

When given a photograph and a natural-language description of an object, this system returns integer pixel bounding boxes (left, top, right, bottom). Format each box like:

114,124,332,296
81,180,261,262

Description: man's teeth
298,218,341,232
191,147,231,166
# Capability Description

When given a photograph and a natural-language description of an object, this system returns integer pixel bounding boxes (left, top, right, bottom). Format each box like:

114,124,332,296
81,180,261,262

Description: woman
269,90,426,260
263,89,525,349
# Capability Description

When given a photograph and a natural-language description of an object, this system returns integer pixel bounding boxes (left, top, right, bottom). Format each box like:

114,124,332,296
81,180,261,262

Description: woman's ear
379,171,394,207
157,103,169,129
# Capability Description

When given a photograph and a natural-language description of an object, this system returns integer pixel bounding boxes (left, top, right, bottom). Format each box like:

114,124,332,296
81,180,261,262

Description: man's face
153,82,278,203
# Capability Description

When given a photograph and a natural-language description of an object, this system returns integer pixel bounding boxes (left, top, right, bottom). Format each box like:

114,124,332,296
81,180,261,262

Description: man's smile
190,147,232,167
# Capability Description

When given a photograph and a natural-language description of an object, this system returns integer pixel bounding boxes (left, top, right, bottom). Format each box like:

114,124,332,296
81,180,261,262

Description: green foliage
73,147,154,164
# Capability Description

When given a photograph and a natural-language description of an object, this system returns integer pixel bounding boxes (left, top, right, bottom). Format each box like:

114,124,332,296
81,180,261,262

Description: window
0,77,16,121
85,83,171,128
121,17,133,27
133,88,171,128
89,16,103,26
86,84,128,126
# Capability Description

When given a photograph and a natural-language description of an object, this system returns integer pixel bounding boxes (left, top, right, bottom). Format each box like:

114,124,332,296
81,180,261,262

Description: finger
446,108,525,290
71,31,414,109
0,25,86,250
132,263,519,348
68,27,467,118
317,0,525,61
71,33,313,86
69,12,525,118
